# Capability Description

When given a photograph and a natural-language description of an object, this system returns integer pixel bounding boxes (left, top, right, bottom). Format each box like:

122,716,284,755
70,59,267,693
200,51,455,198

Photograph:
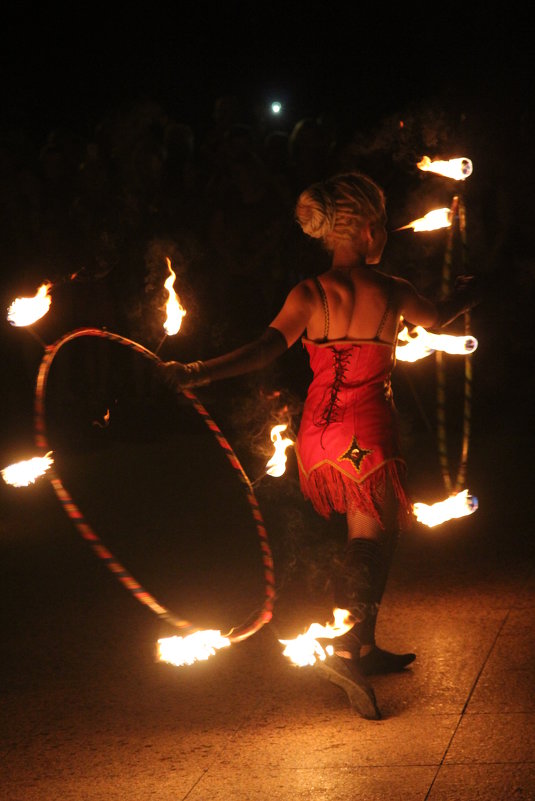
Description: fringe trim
299,460,412,531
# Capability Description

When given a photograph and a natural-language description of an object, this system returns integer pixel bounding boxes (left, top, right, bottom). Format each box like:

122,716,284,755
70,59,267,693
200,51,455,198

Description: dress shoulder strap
374,279,395,341
313,276,330,341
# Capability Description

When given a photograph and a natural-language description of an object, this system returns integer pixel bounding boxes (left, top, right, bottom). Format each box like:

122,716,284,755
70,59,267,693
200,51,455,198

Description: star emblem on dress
338,436,372,471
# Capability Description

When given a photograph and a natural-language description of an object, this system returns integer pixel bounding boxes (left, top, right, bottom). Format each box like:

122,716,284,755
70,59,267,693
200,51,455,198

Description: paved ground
1,342,534,801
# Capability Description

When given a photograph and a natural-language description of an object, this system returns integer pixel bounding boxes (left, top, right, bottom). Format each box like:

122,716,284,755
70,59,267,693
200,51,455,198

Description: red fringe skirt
298,459,412,531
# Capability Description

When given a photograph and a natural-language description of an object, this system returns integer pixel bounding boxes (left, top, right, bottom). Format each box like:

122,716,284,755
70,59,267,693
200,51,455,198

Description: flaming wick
155,258,187,355
396,325,478,363
266,424,294,477
7,282,52,327
279,608,353,667
396,208,452,232
157,630,231,666
413,489,478,527
163,258,186,336
2,452,54,487
417,155,473,181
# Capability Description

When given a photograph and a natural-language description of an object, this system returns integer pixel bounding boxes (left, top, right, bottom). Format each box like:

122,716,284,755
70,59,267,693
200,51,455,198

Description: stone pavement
1,385,534,801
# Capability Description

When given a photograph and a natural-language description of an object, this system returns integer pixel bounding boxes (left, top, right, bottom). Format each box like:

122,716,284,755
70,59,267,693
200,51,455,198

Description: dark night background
1,8,532,141
0,5,533,514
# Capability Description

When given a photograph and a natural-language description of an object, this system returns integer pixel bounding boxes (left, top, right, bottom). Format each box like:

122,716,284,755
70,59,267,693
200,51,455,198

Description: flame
396,208,452,232
396,325,478,362
417,155,473,181
279,608,353,667
2,452,54,487
157,630,231,666
7,282,52,326
413,489,478,527
163,257,186,335
92,409,111,428
266,424,294,477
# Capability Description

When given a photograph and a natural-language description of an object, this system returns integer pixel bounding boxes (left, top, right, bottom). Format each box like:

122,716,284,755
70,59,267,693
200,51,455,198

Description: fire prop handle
34,327,275,643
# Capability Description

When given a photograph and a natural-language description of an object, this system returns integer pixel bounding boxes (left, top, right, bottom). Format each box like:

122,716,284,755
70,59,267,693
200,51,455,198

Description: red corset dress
295,282,412,529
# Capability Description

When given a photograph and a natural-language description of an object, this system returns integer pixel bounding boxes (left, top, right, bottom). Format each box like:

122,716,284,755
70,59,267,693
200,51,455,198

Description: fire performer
159,172,479,717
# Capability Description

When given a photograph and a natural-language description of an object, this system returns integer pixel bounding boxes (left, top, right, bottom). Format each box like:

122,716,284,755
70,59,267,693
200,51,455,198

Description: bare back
270,265,438,349
306,267,400,344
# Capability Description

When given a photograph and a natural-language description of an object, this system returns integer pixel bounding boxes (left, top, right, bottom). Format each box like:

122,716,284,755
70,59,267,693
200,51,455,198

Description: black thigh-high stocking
351,527,399,648
332,527,415,673
333,536,385,658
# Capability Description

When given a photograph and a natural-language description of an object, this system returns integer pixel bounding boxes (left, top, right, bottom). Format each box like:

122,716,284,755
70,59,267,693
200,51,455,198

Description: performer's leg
317,508,382,719
333,483,415,673
332,508,382,659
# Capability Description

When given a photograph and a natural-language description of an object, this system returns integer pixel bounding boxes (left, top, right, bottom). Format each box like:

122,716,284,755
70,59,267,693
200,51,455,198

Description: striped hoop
34,327,275,643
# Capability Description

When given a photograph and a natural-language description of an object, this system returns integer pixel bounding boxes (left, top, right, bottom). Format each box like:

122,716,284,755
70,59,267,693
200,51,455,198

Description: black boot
332,536,416,675
359,646,415,675
332,537,382,657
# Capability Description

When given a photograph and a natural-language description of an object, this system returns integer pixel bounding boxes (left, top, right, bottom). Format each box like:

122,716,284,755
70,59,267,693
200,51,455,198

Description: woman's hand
436,274,482,327
157,360,210,390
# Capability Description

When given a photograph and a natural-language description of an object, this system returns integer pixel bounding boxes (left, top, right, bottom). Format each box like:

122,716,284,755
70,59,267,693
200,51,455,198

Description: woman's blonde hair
295,172,386,246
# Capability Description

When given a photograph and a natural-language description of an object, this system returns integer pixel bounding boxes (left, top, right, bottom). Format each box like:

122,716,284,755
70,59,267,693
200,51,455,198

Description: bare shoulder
268,277,319,347
284,277,318,308
390,275,438,327
390,274,416,300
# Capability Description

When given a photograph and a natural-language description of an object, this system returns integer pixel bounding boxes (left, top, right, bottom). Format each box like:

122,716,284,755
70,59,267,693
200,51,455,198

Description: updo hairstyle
295,172,386,247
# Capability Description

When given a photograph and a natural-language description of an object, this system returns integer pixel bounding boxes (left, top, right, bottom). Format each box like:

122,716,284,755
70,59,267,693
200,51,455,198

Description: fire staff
159,171,479,718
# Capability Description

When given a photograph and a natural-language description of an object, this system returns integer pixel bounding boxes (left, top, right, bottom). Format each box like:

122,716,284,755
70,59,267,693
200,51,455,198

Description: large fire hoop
33,327,275,644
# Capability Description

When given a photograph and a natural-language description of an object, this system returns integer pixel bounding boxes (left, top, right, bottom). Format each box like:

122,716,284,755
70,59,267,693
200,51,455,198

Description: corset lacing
316,347,352,430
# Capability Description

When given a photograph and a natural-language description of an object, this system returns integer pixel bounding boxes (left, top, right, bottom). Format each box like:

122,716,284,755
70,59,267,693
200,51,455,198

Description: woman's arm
159,280,316,390
268,280,317,347
394,277,439,328
395,275,481,329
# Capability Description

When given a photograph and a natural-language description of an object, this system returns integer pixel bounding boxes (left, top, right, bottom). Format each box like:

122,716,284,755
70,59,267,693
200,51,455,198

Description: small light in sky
271,101,282,114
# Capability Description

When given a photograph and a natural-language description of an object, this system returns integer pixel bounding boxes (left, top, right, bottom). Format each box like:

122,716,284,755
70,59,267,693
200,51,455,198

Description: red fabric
295,338,412,528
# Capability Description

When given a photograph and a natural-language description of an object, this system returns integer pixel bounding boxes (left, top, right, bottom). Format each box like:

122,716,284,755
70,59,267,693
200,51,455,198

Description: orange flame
279,608,353,667
7,283,52,327
157,630,231,666
396,325,478,362
92,409,111,428
163,257,186,336
417,155,473,181
396,208,452,232
413,489,478,527
266,424,294,477
2,452,53,487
